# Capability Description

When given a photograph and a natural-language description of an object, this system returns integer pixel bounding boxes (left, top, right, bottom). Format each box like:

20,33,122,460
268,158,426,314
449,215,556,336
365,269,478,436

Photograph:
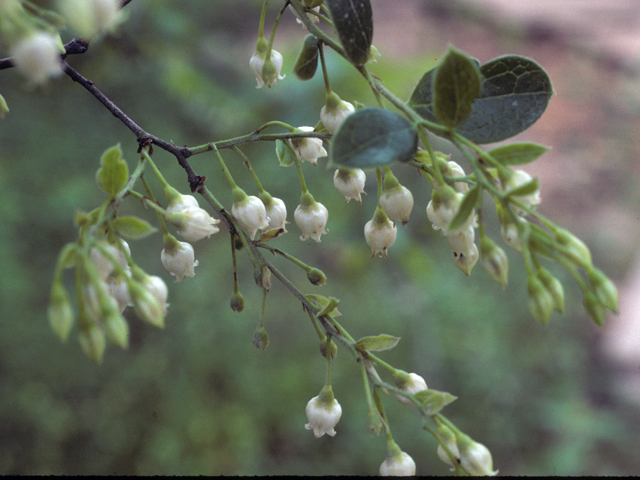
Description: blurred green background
1,0,640,475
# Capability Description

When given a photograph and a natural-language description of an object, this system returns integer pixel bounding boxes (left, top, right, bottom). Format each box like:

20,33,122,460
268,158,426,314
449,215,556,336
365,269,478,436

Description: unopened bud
319,339,338,360
537,268,564,313
307,268,327,286
293,34,319,80
230,291,245,312
587,268,618,313
527,276,553,325
48,282,75,342
0,94,8,118
77,313,106,365
583,290,606,326
479,236,508,287
253,325,269,350
555,228,592,267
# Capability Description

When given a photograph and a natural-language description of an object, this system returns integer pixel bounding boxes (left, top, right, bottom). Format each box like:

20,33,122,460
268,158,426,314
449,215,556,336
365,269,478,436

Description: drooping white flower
501,169,541,212
459,439,498,476
10,31,64,85
263,196,288,232
89,240,130,280
166,194,200,214
379,184,414,226
427,191,475,236
292,126,327,165
167,206,220,242
60,0,121,38
250,37,285,88
143,275,169,316
320,92,355,134
107,272,133,313
304,388,342,438
394,372,428,406
161,239,198,282
294,193,328,242
448,226,479,276
232,194,270,240
380,441,417,476
364,207,397,258
333,168,366,204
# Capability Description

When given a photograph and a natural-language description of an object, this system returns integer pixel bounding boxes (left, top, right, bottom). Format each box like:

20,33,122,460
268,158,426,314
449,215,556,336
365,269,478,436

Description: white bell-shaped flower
250,37,285,88
60,0,121,38
168,207,220,242
394,372,428,406
459,439,498,476
143,275,169,315
304,387,342,438
364,207,397,258
380,441,416,476
89,240,130,280
166,193,200,214
10,31,64,85
263,196,288,232
232,193,270,240
333,168,366,204
380,184,414,226
320,92,355,134
294,193,328,242
292,127,327,165
161,238,198,282
501,169,541,212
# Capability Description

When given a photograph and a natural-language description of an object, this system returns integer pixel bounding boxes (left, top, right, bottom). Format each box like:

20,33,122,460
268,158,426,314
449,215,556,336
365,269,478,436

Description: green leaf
355,334,400,352
413,389,457,415
293,34,319,81
96,144,129,197
305,294,341,317
111,216,157,239
487,142,549,165
432,47,482,129
326,0,373,66
505,177,539,198
331,107,418,168
409,55,553,144
275,139,294,167
448,185,480,232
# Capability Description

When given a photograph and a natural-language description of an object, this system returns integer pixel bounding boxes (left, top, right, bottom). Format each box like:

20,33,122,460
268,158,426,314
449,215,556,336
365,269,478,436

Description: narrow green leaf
96,144,129,197
505,177,539,198
409,54,553,144
355,334,400,352
413,389,457,415
448,186,480,232
487,142,549,165
305,294,341,317
57,242,78,269
433,47,482,129
112,216,157,239
326,0,373,66
275,139,294,167
293,34,319,81
331,107,418,168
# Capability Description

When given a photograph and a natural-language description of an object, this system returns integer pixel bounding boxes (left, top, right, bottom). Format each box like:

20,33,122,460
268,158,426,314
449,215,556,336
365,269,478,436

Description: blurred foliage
1,0,639,476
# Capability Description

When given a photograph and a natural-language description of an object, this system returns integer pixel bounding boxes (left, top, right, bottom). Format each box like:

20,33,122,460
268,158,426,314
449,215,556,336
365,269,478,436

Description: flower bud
427,189,474,236
77,312,106,365
379,441,416,476
305,385,342,438
457,436,498,476
10,31,64,85
527,275,554,325
379,178,414,226
319,339,338,360
128,280,165,328
142,275,169,316
232,189,270,240
293,34,319,80
292,126,327,165
501,169,541,212
364,207,397,258
555,228,592,267
48,281,75,342
500,222,523,252
307,268,326,286
321,92,355,134
394,371,428,406
583,289,606,326
230,291,245,312
295,192,329,242
253,324,269,350
102,310,129,349
161,236,198,281
436,422,460,469
480,236,508,287
89,239,130,280
537,268,564,313
587,268,618,313
448,227,479,276
333,168,366,204
107,273,133,313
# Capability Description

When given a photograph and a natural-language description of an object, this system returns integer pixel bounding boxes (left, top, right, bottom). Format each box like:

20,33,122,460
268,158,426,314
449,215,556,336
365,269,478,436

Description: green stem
318,42,332,96
212,145,238,189
232,146,265,194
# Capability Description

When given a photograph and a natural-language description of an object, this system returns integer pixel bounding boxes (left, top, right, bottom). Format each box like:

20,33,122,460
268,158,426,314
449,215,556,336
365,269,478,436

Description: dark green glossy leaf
293,34,319,81
448,185,480,232
410,55,553,144
331,107,418,168
96,144,128,197
111,216,157,239
326,0,373,66
487,142,549,165
275,139,294,167
433,47,481,129
355,334,400,352
413,389,457,415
